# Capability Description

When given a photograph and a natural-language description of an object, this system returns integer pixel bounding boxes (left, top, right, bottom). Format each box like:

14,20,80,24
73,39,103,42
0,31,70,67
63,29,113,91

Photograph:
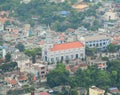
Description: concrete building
42,41,85,63
84,35,110,51
24,24,31,37
0,22,4,32
12,51,30,72
87,59,107,70
104,10,118,21
89,86,105,95
32,63,48,82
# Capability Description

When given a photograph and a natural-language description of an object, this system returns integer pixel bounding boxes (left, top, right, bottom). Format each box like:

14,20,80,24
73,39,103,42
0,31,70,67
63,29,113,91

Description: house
89,86,105,95
39,92,51,95
21,0,31,4
87,59,107,70
5,77,18,88
12,51,30,72
66,63,88,73
32,63,48,82
77,87,87,95
59,11,70,17
42,41,85,63
17,74,28,86
104,10,118,21
72,3,89,11
99,52,120,60
108,87,120,95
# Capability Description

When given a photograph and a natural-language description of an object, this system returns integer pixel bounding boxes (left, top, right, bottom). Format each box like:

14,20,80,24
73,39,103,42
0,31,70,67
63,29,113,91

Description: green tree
47,63,69,87
15,43,25,52
5,53,11,62
71,89,78,95
107,43,116,52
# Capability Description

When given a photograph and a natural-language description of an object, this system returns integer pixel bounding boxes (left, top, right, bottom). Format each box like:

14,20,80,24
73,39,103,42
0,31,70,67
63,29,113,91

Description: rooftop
90,86,105,92
39,92,51,95
85,35,110,42
50,41,84,51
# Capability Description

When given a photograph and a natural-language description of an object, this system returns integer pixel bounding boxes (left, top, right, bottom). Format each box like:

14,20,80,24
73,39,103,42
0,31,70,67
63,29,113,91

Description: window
103,42,105,45
71,55,73,59
80,53,83,57
51,58,54,63
76,54,78,59
45,56,47,61
61,56,64,61
41,71,45,74
66,56,69,60
41,67,45,70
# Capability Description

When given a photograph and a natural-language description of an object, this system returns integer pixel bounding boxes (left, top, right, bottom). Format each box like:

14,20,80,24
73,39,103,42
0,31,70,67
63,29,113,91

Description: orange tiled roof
110,89,120,93
50,41,84,51
18,76,27,81
40,92,51,95
6,78,17,85
33,76,37,81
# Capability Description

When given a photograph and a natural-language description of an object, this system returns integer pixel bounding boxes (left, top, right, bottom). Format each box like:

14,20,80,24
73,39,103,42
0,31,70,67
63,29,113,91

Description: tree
15,43,25,52
85,47,97,56
71,89,78,95
47,63,69,87
5,53,11,62
0,62,17,72
24,48,41,63
107,43,116,53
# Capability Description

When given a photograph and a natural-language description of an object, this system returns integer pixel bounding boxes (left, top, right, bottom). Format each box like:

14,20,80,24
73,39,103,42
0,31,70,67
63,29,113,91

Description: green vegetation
15,43,25,52
5,53,11,62
0,0,102,32
47,63,69,87
24,48,41,63
0,62,17,72
47,62,120,90
7,85,35,95
106,43,120,53
0,0,20,11
115,0,120,3
0,36,3,46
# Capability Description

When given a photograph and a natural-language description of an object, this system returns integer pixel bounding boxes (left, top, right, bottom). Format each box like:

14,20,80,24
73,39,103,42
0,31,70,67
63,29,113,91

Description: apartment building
84,35,110,50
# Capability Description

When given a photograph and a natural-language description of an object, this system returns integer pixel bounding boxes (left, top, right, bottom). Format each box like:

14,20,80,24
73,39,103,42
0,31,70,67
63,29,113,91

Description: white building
104,10,118,21
84,35,110,50
42,41,85,63
0,22,4,32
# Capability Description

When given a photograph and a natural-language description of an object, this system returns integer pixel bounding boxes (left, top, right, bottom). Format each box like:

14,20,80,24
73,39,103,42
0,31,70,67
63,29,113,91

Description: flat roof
85,35,110,42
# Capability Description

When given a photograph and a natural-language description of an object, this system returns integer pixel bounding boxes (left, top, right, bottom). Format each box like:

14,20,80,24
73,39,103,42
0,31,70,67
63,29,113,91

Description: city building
108,87,120,95
87,59,107,70
84,35,110,51
104,10,118,21
89,86,105,95
32,63,48,82
0,22,4,32
42,41,85,63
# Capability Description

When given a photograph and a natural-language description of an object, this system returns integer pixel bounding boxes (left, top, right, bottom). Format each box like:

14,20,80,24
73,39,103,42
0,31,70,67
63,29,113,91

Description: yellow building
89,86,105,95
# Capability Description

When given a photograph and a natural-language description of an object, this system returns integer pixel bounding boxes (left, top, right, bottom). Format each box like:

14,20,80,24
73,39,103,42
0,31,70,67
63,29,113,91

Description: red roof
98,63,103,67
50,41,84,51
18,76,27,81
6,78,17,85
39,92,50,95
110,89,120,93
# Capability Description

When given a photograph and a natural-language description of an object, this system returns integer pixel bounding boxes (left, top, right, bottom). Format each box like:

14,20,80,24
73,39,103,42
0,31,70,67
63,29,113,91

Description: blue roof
109,87,118,91
0,46,8,49
60,11,70,15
